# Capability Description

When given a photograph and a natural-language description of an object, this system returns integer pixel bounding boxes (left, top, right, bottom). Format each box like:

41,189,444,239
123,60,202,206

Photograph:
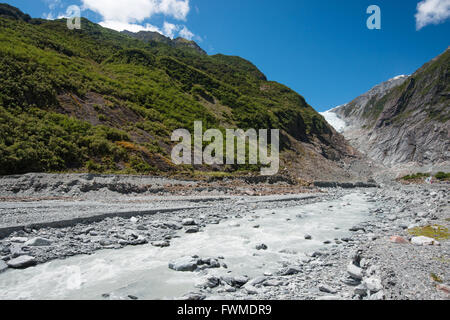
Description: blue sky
5,0,450,112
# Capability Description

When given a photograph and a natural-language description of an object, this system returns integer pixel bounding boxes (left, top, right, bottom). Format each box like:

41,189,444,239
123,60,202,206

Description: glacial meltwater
0,192,374,300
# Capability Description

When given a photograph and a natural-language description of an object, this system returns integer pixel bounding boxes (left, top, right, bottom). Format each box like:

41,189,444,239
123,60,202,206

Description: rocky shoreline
0,175,448,300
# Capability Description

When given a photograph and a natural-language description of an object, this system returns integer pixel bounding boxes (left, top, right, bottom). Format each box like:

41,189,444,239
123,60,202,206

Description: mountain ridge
323,48,449,168
0,4,365,181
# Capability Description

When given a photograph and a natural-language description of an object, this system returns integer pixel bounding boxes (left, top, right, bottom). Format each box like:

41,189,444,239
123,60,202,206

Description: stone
354,284,368,296
304,234,312,240
256,244,268,250
7,255,37,269
169,256,199,272
180,293,206,301
363,277,383,293
248,276,267,286
368,290,385,300
164,222,183,230
9,244,26,258
263,280,284,287
151,241,170,248
411,236,440,246
185,227,200,234
341,276,361,286
233,276,249,287
244,285,258,295
278,266,301,276
10,237,28,243
347,263,364,280
319,284,337,294
203,276,220,288
24,237,52,247
182,218,196,226
130,217,139,224
389,236,409,244
0,260,8,273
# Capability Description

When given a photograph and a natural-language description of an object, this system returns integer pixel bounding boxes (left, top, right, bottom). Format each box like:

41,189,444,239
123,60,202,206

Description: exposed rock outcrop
322,48,449,169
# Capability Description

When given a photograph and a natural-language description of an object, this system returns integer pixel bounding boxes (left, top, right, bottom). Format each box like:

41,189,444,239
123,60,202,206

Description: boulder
7,255,37,269
10,237,28,243
185,227,200,234
363,277,383,293
182,218,196,226
151,241,170,248
347,263,364,280
354,284,368,296
24,237,52,247
411,236,440,246
319,284,337,294
169,256,199,272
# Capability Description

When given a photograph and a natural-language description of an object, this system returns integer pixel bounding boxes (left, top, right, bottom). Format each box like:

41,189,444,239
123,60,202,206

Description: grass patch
400,173,431,181
435,172,450,181
408,225,450,241
430,273,443,283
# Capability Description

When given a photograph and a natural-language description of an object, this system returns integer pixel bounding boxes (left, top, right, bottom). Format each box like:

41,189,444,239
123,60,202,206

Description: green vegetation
430,273,443,283
0,5,334,175
408,225,450,241
400,173,431,181
400,172,450,182
435,172,450,181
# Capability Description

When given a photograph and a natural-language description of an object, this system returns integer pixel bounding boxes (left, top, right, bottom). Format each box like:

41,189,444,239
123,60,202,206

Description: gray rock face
323,48,449,168
7,255,37,269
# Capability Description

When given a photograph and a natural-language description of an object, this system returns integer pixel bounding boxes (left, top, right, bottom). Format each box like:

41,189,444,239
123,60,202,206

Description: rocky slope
322,48,449,170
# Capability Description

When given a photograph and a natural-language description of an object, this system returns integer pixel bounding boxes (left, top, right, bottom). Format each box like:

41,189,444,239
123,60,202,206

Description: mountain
121,30,207,55
322,48,449,168
0,4,363,181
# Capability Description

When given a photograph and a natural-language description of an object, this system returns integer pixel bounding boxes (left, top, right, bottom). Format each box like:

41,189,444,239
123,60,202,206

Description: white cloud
163,22,179,38
415,0,450,30
179,26,194,40
100,20,162,33
79,0,196,40
81,0,190,23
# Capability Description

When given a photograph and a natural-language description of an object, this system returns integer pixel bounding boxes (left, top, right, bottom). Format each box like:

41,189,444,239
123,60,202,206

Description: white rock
368,290,385,300
347,263,364,280
24,237,52,247
182,218,196,226
411,236,440,246
10,237,28,243
363,277,383,293
130,217,139,224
